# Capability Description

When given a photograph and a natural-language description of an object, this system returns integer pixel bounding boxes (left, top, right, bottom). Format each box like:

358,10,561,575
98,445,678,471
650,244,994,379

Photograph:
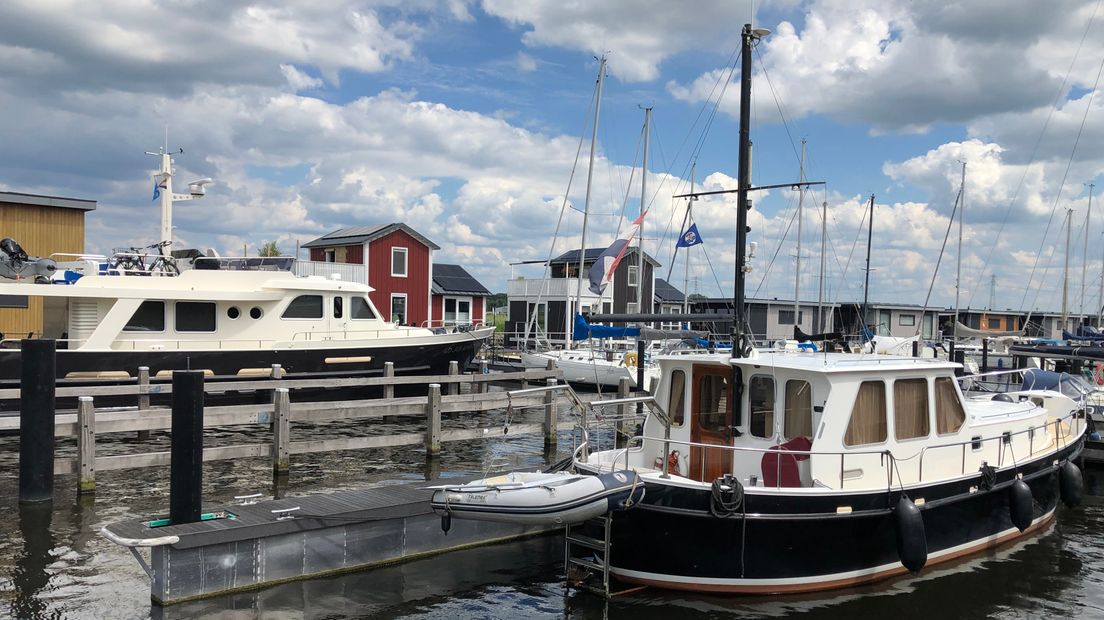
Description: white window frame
627,265,639,287
323,248,336,263
899,313,916,327
391,247,408,277
390,293,408,324
443,296,473,325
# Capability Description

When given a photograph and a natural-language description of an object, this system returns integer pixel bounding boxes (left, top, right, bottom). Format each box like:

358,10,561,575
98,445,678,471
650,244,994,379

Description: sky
0,0,1102,314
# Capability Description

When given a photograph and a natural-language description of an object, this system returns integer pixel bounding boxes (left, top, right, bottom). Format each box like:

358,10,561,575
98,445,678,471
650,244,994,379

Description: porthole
250,306,263,319
227,306,241,320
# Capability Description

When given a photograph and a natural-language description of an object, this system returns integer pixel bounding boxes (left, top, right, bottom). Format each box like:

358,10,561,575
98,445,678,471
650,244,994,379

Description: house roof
302,223,439,250
653,278,685,303
0,191,96,211
432,263,490,296
550,247,660,267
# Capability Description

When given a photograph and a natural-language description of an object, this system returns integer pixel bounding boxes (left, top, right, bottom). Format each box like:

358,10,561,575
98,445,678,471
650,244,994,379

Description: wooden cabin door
690,365,734,482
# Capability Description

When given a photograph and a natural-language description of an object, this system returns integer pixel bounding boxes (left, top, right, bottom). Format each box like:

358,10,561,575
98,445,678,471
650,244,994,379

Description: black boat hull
584,438,1082,594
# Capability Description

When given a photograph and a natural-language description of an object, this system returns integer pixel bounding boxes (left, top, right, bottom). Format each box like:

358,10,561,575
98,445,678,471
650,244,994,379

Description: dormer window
391,247,408,277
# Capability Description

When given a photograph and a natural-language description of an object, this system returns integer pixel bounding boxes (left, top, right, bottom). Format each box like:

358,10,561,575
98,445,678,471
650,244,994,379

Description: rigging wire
914,190,962,336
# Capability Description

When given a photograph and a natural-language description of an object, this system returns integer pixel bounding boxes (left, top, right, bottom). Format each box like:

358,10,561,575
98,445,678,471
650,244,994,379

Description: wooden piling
273,388,290,476
383,362,395,399
77,397,95,496
426,384,442,457
137,366,151,441
544,377,557,448
447,361,459,396
19,338,55,504
170,370,205,525
477,359,489,394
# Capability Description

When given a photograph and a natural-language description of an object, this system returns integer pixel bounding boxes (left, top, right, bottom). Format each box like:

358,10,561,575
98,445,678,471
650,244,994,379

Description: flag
152,179,160,201
587,211,647,296
676,223,704,248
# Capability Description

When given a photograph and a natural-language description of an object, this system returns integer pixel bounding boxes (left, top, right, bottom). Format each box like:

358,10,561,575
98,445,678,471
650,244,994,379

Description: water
1,402,1103,619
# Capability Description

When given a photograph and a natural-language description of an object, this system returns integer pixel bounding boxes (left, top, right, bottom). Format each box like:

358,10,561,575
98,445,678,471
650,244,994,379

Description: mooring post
543,377,558,449
477,359,489,394
77,397,96,496
618,377,631,448
911,340,919,358
426,383,442,457
447,360,459,396
383,362,395,399
981,338,990,373
635,339,646,392
136,366,151,441
170,370,204,525
272,388,290,476
19,338,55,504
953,349,966,377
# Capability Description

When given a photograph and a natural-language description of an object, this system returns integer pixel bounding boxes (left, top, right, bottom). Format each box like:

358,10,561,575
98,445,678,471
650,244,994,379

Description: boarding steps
565,515,646,598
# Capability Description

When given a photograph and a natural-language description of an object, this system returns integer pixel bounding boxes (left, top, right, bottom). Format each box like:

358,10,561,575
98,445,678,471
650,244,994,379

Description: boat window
667,369,686,427
844,381,887,447
894,378,930,441
227,306,240,320
250,306,263,319
175,302,216,332
334,296,343,319
783,380,812,440
696,374,728,433
935,377,966,435
351,297,377,320
123,301,165,332
749,376,775,439
282,295,323,319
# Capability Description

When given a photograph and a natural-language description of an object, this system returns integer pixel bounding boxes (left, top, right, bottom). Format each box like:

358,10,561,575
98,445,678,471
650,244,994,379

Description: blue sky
0,0,1102,313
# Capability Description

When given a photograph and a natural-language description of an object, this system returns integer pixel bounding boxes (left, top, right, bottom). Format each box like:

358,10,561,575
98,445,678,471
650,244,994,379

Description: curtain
668,369,686,427
784,380,813,439
893,379,930,440
844,381,887,446
935,377,966,435
749,376,775,438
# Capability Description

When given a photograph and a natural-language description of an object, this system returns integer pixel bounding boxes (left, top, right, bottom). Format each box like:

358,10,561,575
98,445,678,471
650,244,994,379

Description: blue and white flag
152,179,161,201
676,223,703,248
587,211,647,295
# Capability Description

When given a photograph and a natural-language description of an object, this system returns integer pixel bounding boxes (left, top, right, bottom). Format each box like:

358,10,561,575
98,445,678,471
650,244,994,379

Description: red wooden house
431,264,490,326
302,223,439,326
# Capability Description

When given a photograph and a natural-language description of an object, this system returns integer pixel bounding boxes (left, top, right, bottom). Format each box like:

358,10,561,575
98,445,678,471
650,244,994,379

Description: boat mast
684,162,695,317
732,24,766,358
1082,183,1093,324
862,193,874,336
817,198,827,332
793,138,806,331
571,55,607,347
1062,207,1072,331
638,106,651,322
953,162,965,341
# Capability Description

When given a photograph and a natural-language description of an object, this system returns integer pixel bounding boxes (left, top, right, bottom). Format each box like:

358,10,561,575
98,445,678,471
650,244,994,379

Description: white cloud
280,64,323,92
516,52,538,73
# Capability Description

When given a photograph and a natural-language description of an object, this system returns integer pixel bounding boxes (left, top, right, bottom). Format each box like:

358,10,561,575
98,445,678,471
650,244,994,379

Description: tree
258,240,281,257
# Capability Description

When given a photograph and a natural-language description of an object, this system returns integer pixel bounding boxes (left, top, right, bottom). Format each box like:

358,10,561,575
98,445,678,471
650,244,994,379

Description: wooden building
302,223,439,326
0,191,96,338
431,264,490,326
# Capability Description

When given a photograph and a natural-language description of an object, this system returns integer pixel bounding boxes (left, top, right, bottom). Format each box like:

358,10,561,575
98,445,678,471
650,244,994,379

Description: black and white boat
564,24,1086,595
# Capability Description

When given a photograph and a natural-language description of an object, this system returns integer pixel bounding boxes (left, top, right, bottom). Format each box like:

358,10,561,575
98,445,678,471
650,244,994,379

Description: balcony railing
293,260,367,283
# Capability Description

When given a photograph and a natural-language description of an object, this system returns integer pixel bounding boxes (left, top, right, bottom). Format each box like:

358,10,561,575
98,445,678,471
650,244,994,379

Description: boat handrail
582,408,1082,490
288,326,478,341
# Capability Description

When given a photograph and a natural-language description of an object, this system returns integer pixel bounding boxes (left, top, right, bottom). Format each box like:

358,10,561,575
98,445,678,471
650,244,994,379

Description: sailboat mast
953,162,965,341
862,193,873,334
794,138,806,330
732,24,760,358
684,162,695,316
571,56,607,347
1082,184,1093,322
1063,208,1072,331
818,198,827,332
638,106,651,320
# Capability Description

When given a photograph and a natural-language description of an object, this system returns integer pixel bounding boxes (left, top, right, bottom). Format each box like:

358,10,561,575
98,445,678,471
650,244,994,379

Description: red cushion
761,437,812,487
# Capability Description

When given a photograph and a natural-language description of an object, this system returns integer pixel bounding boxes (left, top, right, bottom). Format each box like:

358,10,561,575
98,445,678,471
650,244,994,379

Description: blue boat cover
1021,368,1074,391
572,313,640,340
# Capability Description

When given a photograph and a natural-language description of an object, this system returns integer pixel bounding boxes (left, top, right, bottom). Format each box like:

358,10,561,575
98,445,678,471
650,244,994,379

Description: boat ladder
565,515,613,597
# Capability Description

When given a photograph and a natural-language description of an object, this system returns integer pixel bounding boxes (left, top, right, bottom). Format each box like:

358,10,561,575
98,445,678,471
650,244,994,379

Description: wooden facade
366,229,431,326
0,193,95,338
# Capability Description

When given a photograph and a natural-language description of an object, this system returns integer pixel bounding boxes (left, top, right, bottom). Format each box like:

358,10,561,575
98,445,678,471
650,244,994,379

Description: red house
302,223,439,326
431,264,490,326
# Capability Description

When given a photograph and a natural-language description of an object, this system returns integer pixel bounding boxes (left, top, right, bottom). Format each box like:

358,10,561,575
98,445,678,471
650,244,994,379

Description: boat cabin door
689,364,734,482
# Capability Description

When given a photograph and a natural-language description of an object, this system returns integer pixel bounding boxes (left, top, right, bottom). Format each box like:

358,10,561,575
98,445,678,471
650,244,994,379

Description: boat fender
440,511,452,535
894,496,927,574
709,474,744,518
1008,479,1033,533
1059,460,1083,508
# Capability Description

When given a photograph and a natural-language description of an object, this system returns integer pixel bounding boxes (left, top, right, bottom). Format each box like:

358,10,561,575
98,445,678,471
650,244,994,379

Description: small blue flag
152,180,161,201
676,223,703,248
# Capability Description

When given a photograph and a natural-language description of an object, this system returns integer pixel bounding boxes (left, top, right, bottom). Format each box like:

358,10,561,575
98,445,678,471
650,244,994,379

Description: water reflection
12,503,56,620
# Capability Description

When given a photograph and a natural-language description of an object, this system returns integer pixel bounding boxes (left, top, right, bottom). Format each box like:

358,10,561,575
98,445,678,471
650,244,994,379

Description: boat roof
658,350,960,375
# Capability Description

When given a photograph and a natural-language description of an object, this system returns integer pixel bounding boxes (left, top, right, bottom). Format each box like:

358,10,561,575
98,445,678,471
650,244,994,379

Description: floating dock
102,477,555,605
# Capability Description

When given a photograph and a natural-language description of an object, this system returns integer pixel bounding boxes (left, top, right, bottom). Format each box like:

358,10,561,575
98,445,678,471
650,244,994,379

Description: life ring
624,352,639,367
1093,363,1104,386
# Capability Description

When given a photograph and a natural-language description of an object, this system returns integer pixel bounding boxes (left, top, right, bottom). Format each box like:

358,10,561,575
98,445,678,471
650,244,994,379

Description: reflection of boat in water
430,470,644,527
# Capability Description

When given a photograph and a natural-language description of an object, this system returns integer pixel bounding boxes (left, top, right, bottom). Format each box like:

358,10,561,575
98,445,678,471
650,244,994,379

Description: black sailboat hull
0,336,486,411
586,438,1081,593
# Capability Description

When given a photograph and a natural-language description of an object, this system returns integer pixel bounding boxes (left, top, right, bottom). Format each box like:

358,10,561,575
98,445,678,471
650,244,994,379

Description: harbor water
1,399,1103,619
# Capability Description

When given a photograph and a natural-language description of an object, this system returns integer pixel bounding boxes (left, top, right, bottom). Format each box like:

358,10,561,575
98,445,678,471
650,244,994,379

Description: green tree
258,240,281,257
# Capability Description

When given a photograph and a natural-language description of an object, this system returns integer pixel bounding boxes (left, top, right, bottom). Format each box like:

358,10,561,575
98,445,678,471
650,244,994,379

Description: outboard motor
0,237,57,282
